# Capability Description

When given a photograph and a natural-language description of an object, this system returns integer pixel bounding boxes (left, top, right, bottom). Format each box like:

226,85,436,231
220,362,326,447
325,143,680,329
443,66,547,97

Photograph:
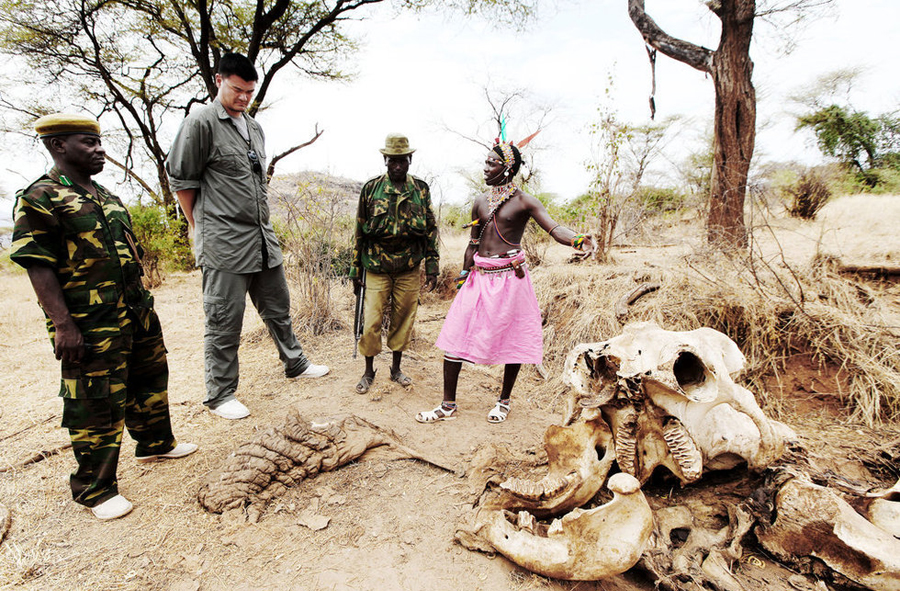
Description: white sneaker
294,364,330,378
209,399,250,420
91,494,133,520
136,442,199,463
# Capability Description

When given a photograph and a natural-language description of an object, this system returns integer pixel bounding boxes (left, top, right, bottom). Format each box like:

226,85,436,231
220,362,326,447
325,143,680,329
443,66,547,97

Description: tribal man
416,140,593,424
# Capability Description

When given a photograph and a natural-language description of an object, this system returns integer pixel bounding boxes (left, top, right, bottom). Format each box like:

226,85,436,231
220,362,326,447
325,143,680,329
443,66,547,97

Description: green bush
128,204,193,285
634,186,688,213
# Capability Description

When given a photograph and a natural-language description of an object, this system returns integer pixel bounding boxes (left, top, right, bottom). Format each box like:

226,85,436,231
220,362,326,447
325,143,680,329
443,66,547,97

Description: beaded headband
492,142,516,169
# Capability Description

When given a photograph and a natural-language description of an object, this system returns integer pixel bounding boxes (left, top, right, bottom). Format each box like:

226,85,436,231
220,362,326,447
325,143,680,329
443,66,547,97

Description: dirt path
3,194,899,590
0,270,604,591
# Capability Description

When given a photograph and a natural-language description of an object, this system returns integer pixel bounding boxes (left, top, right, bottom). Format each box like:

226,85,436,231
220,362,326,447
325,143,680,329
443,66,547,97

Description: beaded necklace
487,182,517,213
472,182,518,247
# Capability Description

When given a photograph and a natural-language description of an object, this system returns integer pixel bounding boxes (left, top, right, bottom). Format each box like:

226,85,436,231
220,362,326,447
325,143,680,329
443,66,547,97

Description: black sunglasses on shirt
247,149,262,174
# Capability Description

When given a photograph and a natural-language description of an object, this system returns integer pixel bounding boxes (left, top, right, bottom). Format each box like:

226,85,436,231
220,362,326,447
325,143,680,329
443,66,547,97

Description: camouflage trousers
52,300,176,507
358,266,420,357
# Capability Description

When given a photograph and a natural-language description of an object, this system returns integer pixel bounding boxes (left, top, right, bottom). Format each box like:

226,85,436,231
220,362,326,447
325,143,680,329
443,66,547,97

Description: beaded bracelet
455,269,470,290
571,234,586,249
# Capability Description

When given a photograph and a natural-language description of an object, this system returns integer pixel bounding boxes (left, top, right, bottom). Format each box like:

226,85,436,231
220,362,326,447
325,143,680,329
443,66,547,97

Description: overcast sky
255,0,898,207
2,0,898,222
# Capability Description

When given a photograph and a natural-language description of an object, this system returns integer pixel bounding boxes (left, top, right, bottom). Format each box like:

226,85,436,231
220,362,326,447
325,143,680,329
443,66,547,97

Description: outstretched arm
526,195,595,252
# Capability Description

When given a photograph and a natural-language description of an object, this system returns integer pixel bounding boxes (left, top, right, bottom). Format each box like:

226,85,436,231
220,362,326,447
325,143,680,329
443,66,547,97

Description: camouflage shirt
350,174,439,278
10,167,152,314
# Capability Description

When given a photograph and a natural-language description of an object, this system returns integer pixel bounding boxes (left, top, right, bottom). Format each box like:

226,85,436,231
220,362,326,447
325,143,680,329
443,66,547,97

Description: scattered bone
466,473,653,581
495,409,615,518
756,474,900,591
563,323,793,484
0,442,73,473
461,323,799,583
614,281,661,322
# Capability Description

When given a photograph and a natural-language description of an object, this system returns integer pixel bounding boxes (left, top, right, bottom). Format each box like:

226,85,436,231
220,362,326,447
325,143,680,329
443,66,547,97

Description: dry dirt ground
1,194,899,591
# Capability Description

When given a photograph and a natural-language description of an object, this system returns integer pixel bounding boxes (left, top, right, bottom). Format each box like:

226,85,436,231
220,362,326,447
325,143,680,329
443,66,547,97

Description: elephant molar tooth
501,477,544,501
501,474,574,501
616,410,639,476
542,475,570,498
663,418,703,482
516,510,538,533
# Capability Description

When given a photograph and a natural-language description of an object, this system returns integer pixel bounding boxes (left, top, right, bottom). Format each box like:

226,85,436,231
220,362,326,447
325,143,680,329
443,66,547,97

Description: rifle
353,269,366,359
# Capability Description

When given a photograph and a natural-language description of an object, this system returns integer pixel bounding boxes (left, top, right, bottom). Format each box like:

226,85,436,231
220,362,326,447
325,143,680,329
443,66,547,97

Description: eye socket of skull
673,351,707,388
588,354,619,381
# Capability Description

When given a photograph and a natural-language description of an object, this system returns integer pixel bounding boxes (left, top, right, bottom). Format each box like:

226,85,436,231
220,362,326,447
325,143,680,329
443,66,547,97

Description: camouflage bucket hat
379,133,415,156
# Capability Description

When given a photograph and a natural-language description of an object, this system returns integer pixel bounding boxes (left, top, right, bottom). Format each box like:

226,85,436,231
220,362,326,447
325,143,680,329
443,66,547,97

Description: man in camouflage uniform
350,133,439,394
11,113,197,521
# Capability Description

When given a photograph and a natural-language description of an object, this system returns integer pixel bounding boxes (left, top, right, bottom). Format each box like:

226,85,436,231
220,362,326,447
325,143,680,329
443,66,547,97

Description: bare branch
627,0,713,73
266,124,325,181
103,153,163,206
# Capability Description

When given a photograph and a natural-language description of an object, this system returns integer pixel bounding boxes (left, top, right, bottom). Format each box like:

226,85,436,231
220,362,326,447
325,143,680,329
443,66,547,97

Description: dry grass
521,194,900,426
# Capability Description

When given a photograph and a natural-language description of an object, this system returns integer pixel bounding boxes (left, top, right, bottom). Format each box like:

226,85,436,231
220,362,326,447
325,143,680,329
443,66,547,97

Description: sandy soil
0,263,588,591
1,193,899,591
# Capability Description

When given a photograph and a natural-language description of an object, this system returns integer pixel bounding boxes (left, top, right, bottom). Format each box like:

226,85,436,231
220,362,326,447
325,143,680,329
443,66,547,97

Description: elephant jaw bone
480,473,653,581
756,476,900,591
498,409,614,517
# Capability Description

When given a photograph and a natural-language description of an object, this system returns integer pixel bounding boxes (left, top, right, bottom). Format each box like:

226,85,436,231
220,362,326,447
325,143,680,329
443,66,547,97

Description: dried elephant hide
199,410,449,517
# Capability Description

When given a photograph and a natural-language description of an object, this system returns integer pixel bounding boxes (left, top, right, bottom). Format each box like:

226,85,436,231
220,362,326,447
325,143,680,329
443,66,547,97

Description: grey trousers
201,265,310,408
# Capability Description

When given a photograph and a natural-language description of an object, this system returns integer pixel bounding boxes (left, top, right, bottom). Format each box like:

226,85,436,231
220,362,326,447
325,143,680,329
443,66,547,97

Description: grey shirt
165,99,283,273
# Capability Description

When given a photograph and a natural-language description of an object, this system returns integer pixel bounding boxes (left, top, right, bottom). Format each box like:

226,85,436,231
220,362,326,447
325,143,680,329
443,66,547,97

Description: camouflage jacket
350,174,439,278
10,168,152,316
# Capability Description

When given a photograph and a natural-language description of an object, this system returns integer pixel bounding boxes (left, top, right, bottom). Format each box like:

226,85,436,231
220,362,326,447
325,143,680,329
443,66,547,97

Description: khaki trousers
359,267,420,357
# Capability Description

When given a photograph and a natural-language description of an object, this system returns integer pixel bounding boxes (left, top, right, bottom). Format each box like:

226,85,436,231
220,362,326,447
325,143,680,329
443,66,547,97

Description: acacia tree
628,0,832,248
0,0,536,213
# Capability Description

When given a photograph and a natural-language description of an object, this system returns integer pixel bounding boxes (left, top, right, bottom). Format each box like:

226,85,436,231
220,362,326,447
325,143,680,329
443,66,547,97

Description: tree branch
627,0,714,73
104,153,163,205
266,123,324,181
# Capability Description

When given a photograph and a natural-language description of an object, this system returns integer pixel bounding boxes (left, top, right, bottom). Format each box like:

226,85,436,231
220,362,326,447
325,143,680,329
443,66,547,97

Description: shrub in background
634,186,688,213
780,169,832,220
271,180,355,336
128,204,193,286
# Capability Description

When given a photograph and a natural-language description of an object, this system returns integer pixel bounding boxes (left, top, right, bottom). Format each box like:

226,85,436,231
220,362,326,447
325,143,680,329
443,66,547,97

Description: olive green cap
34,113,101,138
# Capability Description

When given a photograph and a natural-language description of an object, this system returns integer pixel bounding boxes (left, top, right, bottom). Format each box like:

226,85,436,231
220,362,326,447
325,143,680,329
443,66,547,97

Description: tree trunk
628,0,756,249
707,0,755,247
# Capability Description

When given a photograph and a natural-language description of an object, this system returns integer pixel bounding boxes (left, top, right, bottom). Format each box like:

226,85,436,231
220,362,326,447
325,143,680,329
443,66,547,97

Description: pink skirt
436,252,543,365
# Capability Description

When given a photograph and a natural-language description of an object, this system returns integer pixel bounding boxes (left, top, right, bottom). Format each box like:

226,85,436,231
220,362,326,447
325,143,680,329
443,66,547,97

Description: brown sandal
390,369,412,387
355,370,376,394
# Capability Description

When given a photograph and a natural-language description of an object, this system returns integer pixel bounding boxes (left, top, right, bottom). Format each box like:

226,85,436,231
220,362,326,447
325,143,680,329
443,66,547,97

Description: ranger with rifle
349,133,438,393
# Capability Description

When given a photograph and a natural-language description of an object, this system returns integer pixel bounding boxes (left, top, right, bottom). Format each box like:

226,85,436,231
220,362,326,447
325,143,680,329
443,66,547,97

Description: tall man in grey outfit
165,52,328,420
